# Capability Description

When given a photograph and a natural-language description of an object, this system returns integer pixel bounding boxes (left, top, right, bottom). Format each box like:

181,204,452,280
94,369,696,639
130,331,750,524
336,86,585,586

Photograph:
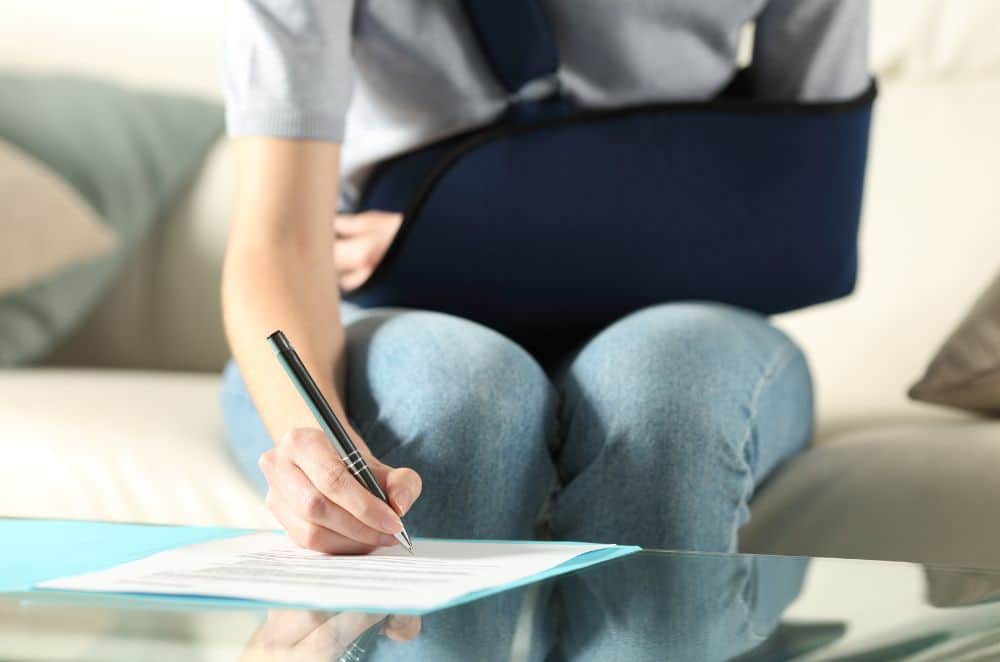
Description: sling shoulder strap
459,0,559,95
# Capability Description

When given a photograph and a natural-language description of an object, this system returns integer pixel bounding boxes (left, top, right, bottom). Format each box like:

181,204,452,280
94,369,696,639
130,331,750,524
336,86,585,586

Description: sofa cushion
741,419,1000,570
910,270,1000,415
0,73,223,366
0,370,273,529
0,140,117,296
45,140,234,372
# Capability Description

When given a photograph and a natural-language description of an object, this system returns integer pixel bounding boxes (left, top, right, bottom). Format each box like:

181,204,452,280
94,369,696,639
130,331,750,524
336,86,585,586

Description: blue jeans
365,552,808,661
220,302,812,552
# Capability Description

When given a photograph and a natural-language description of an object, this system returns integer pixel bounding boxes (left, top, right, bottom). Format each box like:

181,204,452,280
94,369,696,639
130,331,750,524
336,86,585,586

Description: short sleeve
752,0,870,101
222,0,355,141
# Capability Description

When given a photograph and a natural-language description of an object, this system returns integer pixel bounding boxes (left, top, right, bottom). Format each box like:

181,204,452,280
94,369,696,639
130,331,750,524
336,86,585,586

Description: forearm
223,137,348,443
223,245,347,438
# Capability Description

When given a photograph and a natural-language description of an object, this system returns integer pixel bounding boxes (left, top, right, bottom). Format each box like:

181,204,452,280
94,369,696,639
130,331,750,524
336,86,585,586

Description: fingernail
381,513,402,534
388,614,415,630
378,534,398,547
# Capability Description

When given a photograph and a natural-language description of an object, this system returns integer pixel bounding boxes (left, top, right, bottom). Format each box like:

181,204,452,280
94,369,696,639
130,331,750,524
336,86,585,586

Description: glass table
4,549,1000,661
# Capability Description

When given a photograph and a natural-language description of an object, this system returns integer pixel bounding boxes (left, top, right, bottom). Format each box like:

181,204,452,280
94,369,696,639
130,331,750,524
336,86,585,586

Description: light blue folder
1,519,638,614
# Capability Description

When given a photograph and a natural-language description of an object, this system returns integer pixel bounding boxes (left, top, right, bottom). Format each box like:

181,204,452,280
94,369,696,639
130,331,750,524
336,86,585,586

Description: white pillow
0,140,118,296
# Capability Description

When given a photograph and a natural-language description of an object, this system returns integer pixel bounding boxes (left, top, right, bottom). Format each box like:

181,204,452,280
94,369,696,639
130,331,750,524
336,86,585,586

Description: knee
219,360,273,493
564,303,812,464
347,311,555,466
220,358,259,409
220,360,268,440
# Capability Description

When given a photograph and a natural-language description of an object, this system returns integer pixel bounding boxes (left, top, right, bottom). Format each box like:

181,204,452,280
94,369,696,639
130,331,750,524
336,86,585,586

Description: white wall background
0,0,228,97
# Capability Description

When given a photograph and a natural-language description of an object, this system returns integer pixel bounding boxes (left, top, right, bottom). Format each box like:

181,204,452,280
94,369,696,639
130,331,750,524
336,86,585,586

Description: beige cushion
741,419,1000,570
0,369,274,529
924,565,1000,608
909,271,1000,415
0,140,117,296
44,140,233,372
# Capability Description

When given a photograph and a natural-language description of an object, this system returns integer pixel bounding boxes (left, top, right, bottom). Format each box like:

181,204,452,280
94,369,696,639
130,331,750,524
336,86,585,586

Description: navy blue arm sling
346,0,876,354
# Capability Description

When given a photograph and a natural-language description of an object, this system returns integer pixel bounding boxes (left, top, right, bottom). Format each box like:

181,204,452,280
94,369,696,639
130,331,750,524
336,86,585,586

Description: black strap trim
459,0,559,94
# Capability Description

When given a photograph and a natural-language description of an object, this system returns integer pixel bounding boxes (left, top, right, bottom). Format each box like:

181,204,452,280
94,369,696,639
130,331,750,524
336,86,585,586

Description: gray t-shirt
223,0,869,209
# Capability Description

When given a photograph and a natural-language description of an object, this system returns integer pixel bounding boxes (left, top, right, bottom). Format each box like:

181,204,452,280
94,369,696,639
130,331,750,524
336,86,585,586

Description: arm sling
346,0,876,351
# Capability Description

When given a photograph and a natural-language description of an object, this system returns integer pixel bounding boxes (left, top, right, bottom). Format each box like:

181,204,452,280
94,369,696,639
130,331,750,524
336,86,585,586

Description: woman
220,0,869,554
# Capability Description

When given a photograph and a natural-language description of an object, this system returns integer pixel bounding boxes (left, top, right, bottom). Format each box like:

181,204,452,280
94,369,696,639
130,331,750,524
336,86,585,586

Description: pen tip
395,528,414,555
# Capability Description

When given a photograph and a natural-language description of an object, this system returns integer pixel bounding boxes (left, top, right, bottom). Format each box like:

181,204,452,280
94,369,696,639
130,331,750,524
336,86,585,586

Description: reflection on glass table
5,549,1000,661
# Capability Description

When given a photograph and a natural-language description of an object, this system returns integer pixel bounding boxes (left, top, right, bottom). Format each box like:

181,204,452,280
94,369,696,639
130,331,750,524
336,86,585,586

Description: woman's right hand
241,610,420,662
259,427,422,554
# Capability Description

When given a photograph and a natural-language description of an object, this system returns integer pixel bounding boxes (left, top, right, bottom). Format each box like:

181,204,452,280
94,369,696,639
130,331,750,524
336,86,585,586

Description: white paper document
39,533,621,612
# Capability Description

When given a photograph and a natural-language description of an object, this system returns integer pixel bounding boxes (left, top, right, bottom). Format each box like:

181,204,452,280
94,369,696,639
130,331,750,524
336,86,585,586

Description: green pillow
0,73,223,365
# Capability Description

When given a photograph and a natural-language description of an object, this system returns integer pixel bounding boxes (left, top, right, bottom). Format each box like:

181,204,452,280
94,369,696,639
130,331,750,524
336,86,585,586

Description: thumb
369,460,422,517
384,614,422,642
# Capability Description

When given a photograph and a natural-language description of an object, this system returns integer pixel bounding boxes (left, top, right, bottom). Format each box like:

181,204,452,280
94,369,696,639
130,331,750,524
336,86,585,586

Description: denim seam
740,345,797,479
735,344,799,642
733,347,795,641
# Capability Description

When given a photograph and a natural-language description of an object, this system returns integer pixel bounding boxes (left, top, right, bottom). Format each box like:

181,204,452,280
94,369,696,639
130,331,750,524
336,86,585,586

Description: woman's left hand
333,211,403,291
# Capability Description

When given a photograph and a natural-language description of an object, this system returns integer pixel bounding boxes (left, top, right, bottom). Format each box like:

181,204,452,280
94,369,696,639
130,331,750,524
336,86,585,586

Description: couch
2,1,999,569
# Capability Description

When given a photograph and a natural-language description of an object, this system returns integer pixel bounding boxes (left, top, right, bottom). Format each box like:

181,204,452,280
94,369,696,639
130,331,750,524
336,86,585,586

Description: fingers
368,461,422,517
264,427,421,553
333,212,371,237
301,613,420,651
335,235,380,290
333,211,402,291
301,612,385,654
266,487,379,555
259,449,390,548
246,610,332,649
280,428,403,537
384,614,422,642
333,210,401,238
335,235,381,273
339,270,372,292
243,611,410,661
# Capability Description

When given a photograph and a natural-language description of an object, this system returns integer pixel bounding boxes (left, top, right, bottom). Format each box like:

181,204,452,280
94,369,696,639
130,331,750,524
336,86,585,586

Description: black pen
336,616,385,662
267,330,414,554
